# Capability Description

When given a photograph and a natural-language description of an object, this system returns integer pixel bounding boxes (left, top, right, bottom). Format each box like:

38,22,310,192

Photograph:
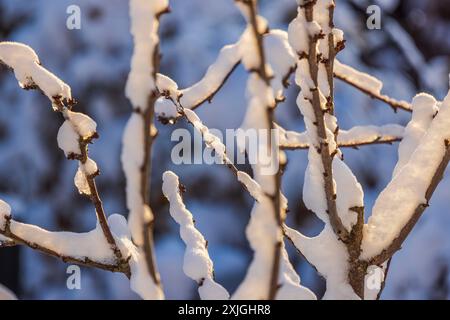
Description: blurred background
0,0,449,299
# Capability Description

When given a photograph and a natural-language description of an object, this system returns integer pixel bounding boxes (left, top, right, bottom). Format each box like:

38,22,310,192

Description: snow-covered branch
121,0,170,297
0,41,128,272
230,0,285,300
0,200,129,275
278,124,404,150
362,92,450,265
162,171,229,300
334,60,412,112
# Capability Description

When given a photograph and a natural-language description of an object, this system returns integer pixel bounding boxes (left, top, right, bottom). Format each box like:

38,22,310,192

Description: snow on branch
0,199,126,274
232,0,308,301
121,0,170,296
162,171,229,300
334,60,412,112
0,42,71,109
278,123,404,150
287,0,367,299
361,90,450,264
155,28,296,124
0,41,128,272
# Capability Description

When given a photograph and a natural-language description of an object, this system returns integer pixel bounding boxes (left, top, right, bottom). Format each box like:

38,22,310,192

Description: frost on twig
162,171,229,300
121,0,170,297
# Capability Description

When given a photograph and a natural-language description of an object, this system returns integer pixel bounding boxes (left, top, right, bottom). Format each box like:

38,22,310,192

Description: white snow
57,111,97,158
0,42,71,105
264,30,296,101
156,73,179,100
1,217,116,264
64,110,97,139
362,90,450,260
74,158,98,196
184,109,227,161
285,225,360,300
180,42,241,109
121,113,147,245
288,9,312,55
286,3,365,299
82,157,99,176
155,97,179,120
338,124,404,146
126,0,168,110
236,3,268,71
393,93,437,177
334,60,383,95
108,214,164,300
162,171,229,300
57,120,81,158
333,158,364,231
74,165,91,195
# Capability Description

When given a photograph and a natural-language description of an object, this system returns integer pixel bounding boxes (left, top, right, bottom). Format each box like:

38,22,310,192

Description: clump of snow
264,30,296,100
57,111,97,158
57,120,81,157
285,225,360,300
121,113,146,245
74,166,91,195
362,90,450,260
338,124,404,146
155,97,179,120
156,73,179,100
393,93,438,177
184,109,227,160
0,42,71,106
64,110,97,139
288,9,311,55
180,42,241,109
74,158,98,196
108,214,164,300
334,158,364,231
126,0,169,110
3,218,116,264
162,171,229,300
334,60,383,95
57,120,81,158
